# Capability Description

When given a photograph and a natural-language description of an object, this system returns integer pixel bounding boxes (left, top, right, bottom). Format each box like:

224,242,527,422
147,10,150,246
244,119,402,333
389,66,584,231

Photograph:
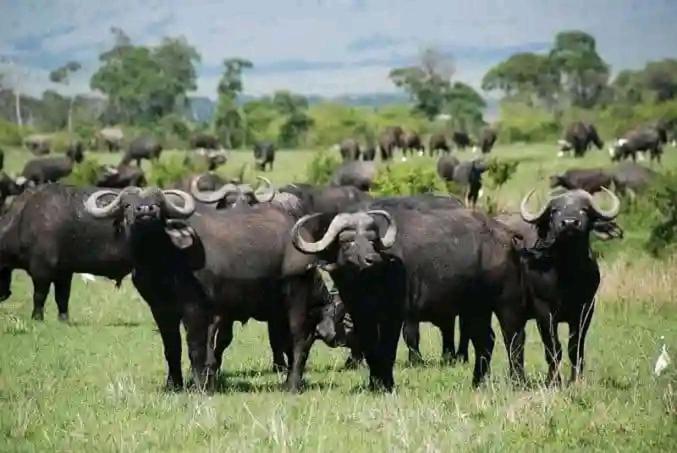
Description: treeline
1,28,676,149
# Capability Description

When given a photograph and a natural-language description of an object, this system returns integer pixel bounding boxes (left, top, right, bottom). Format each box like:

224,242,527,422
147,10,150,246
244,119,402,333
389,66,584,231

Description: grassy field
1,143,676,451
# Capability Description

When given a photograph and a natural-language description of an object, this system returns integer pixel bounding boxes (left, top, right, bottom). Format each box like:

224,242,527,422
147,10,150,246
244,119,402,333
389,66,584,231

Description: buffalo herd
0,119,670,394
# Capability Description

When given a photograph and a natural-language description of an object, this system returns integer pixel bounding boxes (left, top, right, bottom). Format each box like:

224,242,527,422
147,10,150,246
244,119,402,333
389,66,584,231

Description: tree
0,57,27,128
213,58,253,148
90,28,200,124
39,90,69,130
549,30,610,107
389,47,455,119
49,61,81,133
643,59,677,102
272,90,313,147
443,82,486,131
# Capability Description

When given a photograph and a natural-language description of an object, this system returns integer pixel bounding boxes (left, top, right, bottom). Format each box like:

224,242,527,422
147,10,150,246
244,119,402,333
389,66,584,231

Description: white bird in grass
654,337,671,376
80,273,97,285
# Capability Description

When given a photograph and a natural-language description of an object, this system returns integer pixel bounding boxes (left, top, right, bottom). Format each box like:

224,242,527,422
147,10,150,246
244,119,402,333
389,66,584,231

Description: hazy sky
1,0,675,98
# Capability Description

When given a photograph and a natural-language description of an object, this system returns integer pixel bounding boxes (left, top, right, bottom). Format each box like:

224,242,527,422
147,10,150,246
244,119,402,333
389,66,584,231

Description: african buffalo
610,128,663,163
452,131,473,150
292,199,523,390
362,144,376,161
21,146,84,185
280,183,372,216
121,136,163,167
478,127,497,154
84,187,327,392
378,126,404,161
190,133,222,151
611,162,657,196
23,134,51,155
98,127,124,152
0,185,131,320
549,168,612,194
558,121,603,157
497,188,621,384
401,132,424,157
436,156,487,207
253,141,276,171
330,161,377,191
96,164,147,188
339,138,361,161
429,133,451,156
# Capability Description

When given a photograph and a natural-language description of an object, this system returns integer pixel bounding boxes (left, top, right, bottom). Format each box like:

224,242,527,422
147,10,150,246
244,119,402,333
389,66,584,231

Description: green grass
1,144,676,451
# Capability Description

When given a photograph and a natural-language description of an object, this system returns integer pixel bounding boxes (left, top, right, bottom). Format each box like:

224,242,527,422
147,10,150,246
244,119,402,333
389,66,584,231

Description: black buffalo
339,138,361,161
96,164,147,188
253,141,276,171
0,185,131,320
362,144,376,161
478,127,497,154
190,133,222,150
21,146,84,185
610,128,663,163
183,150,227,171
436,156,487,207
559,121,603,157
452,131,473,150
378,126,404,161
0,172,22,209
401,132,424,157
121,136,163,167
428,133,451,156
549,168,612,194
292,199,523,390
280,183,372,216
497,188,621,384
84,187,329,392
330,161,377,191
611,162,657,196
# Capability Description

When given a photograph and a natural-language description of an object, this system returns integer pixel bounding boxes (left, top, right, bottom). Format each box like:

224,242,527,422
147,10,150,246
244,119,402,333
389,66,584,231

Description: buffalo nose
561,218,581,228
135,205,157,215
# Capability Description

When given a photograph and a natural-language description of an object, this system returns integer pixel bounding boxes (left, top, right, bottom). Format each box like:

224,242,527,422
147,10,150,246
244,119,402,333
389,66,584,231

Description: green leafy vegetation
305,148,341,185
64,158,102,186
371,160,446,197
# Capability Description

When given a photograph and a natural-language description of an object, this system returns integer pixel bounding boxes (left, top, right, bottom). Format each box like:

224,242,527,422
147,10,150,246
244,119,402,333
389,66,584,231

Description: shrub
0,119,25,146
485,158,519,189
65,158,102,186
371,160,446,197
496,102,560,143
148,155,193,188
305,149,341,185
645,172,677,257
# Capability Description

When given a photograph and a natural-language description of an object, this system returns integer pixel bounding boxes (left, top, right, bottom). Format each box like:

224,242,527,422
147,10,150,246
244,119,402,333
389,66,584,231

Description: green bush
65,158,102,186
148,155,193,188
305,149,341,185
486,158,519,189
645,172,677,257
0,119,25,146
371,160,446,197
496,102,560,143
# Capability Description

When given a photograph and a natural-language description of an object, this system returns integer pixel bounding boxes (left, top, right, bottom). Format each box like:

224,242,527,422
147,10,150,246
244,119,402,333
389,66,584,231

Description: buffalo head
291,210,396,271
190,175,275,209
520,187,621,244
84,187,195,248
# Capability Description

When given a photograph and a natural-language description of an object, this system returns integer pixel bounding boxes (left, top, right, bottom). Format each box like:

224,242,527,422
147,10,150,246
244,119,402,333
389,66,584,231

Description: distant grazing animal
558,121,603,157
378,126,405,161
549,168,612,194
96,164,147,188
183,150,227,171
23,134,51,155
121,136,162,167
190,133,222,150
330,161,377,191
609,128,663,163
496,187,621,384
611,162,657,196
253,141,276,171
0,185,131,321
436,156,487,207
478,127,497,154
401,132,424,157
428,133,451,156
362,144,376,161
339,138,361,161
21,146,84,185
98,127,124,152
452,131,472,150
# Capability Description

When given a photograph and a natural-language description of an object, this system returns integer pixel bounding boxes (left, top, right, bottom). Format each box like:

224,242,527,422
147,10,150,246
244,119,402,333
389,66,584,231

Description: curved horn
254,176,276,202
291,213,352,254
190,175,237,204
161,189,195,218
520,189,550,224
84,189,124,218
367,210,397,248
586,187,620,221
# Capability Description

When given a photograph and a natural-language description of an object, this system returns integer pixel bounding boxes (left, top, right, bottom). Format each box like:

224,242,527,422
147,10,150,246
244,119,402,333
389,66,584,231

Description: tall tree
49,61,81,133
443,82,486,131
214,58,253,148
549,30,610,107
643,59,677,102
389,47,455,119
272,90,313,147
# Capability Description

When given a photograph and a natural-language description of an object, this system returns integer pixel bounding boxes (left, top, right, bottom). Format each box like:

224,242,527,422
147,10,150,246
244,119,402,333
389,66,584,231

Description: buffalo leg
536,316,562,386
54,273,72,322
402,320,424,365
148,305,183,390
568,303,595,382
495,306,526,383
284,275,316,393
344,344,364,369
457,315,470,363
209,318,233,373
438,318,456,364
467,311,495,387
366,318,401,392
182,301,213,392
30,278,51,321
268,317,290,372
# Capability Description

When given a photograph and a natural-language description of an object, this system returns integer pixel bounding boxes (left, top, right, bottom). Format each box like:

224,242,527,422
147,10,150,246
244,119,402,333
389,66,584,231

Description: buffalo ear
164,219,196,249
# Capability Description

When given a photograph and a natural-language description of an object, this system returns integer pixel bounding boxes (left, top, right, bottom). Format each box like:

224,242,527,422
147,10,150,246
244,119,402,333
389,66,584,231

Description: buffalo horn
253,176,275,202
190,175,237,203
581,187,620,220
161,189,196,218
520,188,549,224
292,213,352,254
366,210,397,248
84,188,137,218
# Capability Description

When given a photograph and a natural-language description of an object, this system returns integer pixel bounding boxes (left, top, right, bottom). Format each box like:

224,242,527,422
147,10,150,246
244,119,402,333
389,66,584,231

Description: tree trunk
14,89,22,128
68,96,75,134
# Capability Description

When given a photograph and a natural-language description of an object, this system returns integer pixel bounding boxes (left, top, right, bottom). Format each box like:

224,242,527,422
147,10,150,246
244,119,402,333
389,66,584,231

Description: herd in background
0,114,671,394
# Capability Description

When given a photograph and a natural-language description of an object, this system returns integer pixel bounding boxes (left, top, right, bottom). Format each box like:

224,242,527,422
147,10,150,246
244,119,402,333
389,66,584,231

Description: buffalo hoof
164,377,184,392
368,376,394,393
0,291,10,302
407,353,424,367
285,380,304,394
343,356,363,370
31,310,44,321
58,313,69,322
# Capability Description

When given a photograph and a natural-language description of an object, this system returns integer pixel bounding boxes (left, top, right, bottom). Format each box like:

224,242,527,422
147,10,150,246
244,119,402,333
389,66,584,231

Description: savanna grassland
1,144,676,452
